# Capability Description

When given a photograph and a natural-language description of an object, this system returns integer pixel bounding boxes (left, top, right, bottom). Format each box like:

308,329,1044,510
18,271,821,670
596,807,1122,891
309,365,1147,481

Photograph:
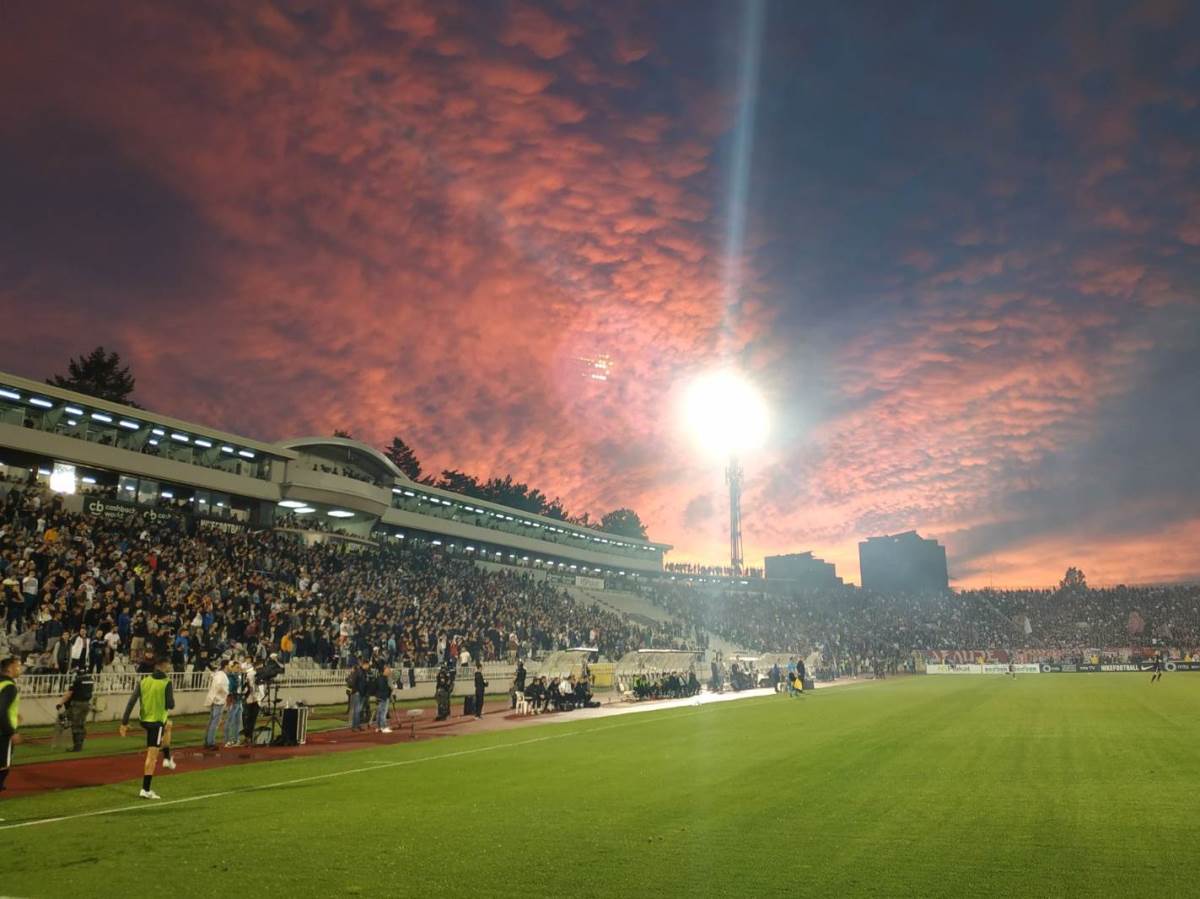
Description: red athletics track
3,697,529,798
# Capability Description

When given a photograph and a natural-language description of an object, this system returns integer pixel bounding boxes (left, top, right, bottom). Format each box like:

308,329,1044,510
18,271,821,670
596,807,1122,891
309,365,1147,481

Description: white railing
15,661,525,697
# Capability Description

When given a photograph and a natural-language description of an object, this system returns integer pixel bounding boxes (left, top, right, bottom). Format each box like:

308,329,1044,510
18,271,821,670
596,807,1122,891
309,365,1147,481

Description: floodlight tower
726,456,744,575
683,370,768,579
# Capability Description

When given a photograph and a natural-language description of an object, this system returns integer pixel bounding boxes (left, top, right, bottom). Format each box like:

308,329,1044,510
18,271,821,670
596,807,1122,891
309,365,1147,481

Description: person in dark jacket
473,663,488,719
512,659,527,709
347,658,370,731
434,664,452,720
374,666,394,733
57,662,95,751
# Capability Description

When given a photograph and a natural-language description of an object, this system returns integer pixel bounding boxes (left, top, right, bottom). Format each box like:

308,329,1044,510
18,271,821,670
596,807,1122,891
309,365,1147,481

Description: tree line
380,436,647,540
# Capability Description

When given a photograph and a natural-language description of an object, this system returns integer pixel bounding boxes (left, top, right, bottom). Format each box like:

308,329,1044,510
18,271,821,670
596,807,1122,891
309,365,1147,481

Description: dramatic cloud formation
1,0,1197,586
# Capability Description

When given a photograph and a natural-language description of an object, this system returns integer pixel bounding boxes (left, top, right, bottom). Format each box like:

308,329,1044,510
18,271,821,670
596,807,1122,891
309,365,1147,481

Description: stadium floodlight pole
726,455,744,576
683,370,767,579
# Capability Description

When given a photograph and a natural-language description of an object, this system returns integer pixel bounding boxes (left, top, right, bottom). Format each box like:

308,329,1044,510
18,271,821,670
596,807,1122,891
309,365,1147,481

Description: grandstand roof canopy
0,370,295,460
0,368,671,554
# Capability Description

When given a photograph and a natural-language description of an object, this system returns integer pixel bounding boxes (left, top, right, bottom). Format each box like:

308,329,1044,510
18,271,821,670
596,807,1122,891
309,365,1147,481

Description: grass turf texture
2,675,1197,897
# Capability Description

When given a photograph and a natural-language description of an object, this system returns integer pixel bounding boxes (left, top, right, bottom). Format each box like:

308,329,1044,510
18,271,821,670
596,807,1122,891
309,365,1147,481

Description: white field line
0,702,718,832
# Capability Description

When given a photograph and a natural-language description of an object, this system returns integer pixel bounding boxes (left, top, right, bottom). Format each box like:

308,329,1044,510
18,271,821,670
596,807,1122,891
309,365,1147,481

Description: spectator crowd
0,483,683,680
635,578,1200,672
4,479,1199,685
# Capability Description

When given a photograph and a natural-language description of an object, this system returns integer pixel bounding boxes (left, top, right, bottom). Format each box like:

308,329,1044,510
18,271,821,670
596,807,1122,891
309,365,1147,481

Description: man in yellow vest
0,656,22,809
120,657,178,799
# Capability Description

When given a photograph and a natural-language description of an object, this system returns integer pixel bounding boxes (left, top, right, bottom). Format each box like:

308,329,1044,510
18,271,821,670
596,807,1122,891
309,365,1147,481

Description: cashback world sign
83,498,244,534
84,498,184,525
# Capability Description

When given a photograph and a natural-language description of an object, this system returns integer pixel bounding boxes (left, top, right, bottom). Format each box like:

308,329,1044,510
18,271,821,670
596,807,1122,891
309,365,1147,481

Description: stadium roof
278,436,410,483
0,370,295,460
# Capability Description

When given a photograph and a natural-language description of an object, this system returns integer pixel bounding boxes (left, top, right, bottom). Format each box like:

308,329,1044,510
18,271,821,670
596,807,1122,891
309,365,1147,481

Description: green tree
332,429,354,439
598,508,648,540
383,436,422,481
436,469,482,497
542,497,568,521
49,346,137,405
1059,567,1087,591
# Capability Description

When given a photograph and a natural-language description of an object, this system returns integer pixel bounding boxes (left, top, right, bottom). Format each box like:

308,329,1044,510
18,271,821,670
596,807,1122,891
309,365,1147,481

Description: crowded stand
6,477,1200,690
0,483,688,680
635,579,1200,671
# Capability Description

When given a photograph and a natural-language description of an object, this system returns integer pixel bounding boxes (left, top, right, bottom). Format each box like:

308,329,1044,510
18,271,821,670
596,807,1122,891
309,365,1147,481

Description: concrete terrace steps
567,585,749,657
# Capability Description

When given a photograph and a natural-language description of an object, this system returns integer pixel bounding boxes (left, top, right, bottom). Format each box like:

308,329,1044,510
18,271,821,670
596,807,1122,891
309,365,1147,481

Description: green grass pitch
2,675,1197,897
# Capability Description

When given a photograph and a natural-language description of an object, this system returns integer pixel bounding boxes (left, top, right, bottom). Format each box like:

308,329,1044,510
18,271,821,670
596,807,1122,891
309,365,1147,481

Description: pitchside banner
926,664,1041,675
1039,661,1200,673
927,661,1200,675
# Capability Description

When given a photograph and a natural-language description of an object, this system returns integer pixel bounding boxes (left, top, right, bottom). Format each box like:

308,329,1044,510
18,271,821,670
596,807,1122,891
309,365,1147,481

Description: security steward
57,661,96,752
0,656,22,798
473,662,488,719
434,663,452,720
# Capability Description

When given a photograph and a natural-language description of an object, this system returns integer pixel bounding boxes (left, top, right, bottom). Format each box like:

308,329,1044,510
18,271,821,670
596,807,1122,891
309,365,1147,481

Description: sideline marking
0,706,707,832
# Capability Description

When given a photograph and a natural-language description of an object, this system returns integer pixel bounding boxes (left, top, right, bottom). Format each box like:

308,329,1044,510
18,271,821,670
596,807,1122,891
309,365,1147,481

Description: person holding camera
241,654,261,745
57,661,95,752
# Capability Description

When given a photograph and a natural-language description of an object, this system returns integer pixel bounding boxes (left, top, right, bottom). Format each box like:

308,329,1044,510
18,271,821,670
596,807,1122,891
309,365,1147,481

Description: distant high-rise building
764,551,842,588
858,531,948,593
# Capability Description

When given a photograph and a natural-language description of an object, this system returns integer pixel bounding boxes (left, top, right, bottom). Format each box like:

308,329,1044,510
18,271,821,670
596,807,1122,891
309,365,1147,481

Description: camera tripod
252,680,284,745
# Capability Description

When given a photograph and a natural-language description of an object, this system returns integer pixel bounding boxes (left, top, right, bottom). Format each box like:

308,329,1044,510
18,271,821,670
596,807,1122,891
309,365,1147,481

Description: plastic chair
515,691,530,715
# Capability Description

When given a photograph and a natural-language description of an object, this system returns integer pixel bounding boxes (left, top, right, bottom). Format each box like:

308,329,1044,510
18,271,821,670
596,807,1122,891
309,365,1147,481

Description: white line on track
0,701,721,832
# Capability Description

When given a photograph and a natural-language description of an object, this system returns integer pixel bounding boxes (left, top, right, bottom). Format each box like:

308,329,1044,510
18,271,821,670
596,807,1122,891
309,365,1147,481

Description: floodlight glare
683,370,768,457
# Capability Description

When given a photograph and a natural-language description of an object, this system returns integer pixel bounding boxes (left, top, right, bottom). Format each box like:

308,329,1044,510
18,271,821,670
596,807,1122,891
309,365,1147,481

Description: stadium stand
0,482,693,690
6,473,1198,698
630,579,1200,674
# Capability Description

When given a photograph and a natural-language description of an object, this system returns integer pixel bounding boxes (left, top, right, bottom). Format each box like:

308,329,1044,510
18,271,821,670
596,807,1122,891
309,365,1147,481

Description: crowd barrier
12,661,545,725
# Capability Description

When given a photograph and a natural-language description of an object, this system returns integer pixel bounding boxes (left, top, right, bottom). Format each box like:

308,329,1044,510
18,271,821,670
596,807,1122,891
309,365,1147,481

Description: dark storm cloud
0,117,220,308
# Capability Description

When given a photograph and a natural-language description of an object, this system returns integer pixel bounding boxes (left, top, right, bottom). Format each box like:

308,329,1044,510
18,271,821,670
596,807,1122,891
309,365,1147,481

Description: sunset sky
2,1,1198,587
